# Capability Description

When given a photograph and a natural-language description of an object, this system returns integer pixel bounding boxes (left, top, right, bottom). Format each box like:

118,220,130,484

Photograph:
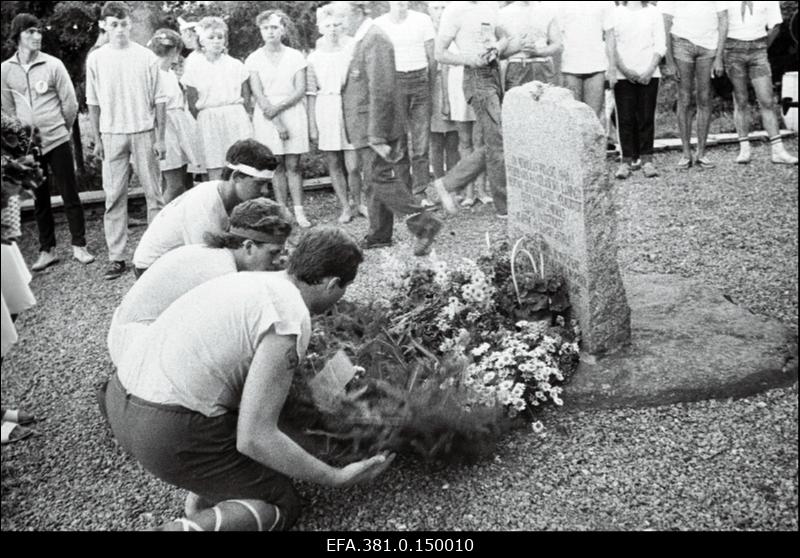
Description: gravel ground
1,141,797,531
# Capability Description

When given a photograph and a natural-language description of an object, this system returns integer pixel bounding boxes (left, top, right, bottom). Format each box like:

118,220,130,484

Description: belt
508,57,551,65
397,68,428,75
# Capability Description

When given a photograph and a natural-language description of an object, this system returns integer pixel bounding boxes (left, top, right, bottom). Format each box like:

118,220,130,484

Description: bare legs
675,57,714,163
155,493,282,532
162,166,188,204
274,154,310,228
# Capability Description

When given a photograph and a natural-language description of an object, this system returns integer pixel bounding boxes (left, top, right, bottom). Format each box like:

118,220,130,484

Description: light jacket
1,51,78,155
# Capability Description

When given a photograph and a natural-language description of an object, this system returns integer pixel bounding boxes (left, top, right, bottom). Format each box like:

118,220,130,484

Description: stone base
567,273,798,410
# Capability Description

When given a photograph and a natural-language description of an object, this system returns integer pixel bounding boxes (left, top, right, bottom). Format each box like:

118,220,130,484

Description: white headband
226,163,274,179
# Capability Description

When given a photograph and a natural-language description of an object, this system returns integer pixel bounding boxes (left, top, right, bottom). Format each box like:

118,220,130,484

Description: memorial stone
502,82,631,354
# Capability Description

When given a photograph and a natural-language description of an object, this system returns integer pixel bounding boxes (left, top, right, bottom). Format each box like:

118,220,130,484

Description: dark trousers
359,141,440,244
461,66,507,214
613,78,660,162
34,141,87,251
396,69,432,191
505,59,558,91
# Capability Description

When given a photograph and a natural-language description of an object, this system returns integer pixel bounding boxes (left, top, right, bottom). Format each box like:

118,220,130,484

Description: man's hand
664,60,680,83
309,124,319,144
712,56,724,78
154,139,166,160
333,452,396,488
370,142,395,162
93,140,104,160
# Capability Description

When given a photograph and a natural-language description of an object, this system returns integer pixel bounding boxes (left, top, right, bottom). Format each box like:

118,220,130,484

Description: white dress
307,43,355,152
246,47,309,156
1,242,36,358
160,69,204,172
180,53,253,170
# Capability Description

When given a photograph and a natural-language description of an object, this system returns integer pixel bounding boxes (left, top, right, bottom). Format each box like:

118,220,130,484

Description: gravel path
1,142,797,531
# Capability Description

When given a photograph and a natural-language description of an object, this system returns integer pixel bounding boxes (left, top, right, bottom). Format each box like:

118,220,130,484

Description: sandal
1,421,35,445
1,409,36,425
675,157,692,170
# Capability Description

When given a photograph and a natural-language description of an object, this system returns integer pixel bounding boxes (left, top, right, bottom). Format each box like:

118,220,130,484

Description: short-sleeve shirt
244,47,307,100
108,245,236,365
499,1,558,60
85,42,166,134
557,1,616,74
160,68,186,111
660,1,727,51
117,271,312,417
725,1,783,41
180,53,249,110
613,5,667,79
374,10,436,72
132,180,228,269
438,1,501,60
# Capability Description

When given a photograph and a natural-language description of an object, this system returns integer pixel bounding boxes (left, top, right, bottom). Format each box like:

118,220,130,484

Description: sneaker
694,156,715,169
460,197,476,208
72,246,95,265
361,237,393,250
615,163,631,180
420,198,435,208
630,159,643,171
642,162,659,178
772,150,799,165
294,209,312,229
675,157,692,170
338,207,353,224
413,219,443,257
433,179,457,215
356,204,369,218
496,212,509,220
31,248,59,272
478,195,494,205
736,152,751,164
104,260,127,281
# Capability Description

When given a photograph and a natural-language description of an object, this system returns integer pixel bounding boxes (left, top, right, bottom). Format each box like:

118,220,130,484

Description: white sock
294,205,306,216
770,137,786,156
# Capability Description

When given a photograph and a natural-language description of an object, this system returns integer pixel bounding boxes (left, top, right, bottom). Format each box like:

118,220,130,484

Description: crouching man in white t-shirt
107,197,292,367
132,138,282,276
101,227,393,531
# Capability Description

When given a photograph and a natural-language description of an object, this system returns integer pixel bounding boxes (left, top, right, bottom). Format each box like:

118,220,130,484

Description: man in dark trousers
338,1,442,257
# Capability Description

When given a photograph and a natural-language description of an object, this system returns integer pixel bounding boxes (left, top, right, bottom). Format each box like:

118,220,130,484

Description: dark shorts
724,38,772,81
672,34,716,63
102,374,301,528
505,58,558,91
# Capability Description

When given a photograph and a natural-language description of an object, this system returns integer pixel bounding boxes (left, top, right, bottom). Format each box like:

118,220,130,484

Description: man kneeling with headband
107,197,292,367
103,227,394,531
132,139,286,277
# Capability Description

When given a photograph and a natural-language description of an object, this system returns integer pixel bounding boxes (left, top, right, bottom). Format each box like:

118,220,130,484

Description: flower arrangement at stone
1,112,43,241
285,240,581,465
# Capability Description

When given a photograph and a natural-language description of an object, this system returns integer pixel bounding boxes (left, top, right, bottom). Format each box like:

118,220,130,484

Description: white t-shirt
108,245,236,366
500,1,558,60
180,53,249,110
132,180,229,269
375,10,436,72
117,271,312,417
85,42,167,134
660,1,727,51
613,5,667,79
438,1,501,60
725,1,783,41
557,1,616,74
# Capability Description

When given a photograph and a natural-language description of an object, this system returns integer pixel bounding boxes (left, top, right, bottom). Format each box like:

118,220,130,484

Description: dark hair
204,198,291,249
287,226,363,287
101,1,131,20
10,14,41,44
255,10,299,48
221,139,279,180
149,28,182,57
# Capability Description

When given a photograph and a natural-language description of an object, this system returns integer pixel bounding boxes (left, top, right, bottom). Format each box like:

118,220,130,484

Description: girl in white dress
149,29,203,203
306,5,365,224
246,10,311,228
182,17,253,181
